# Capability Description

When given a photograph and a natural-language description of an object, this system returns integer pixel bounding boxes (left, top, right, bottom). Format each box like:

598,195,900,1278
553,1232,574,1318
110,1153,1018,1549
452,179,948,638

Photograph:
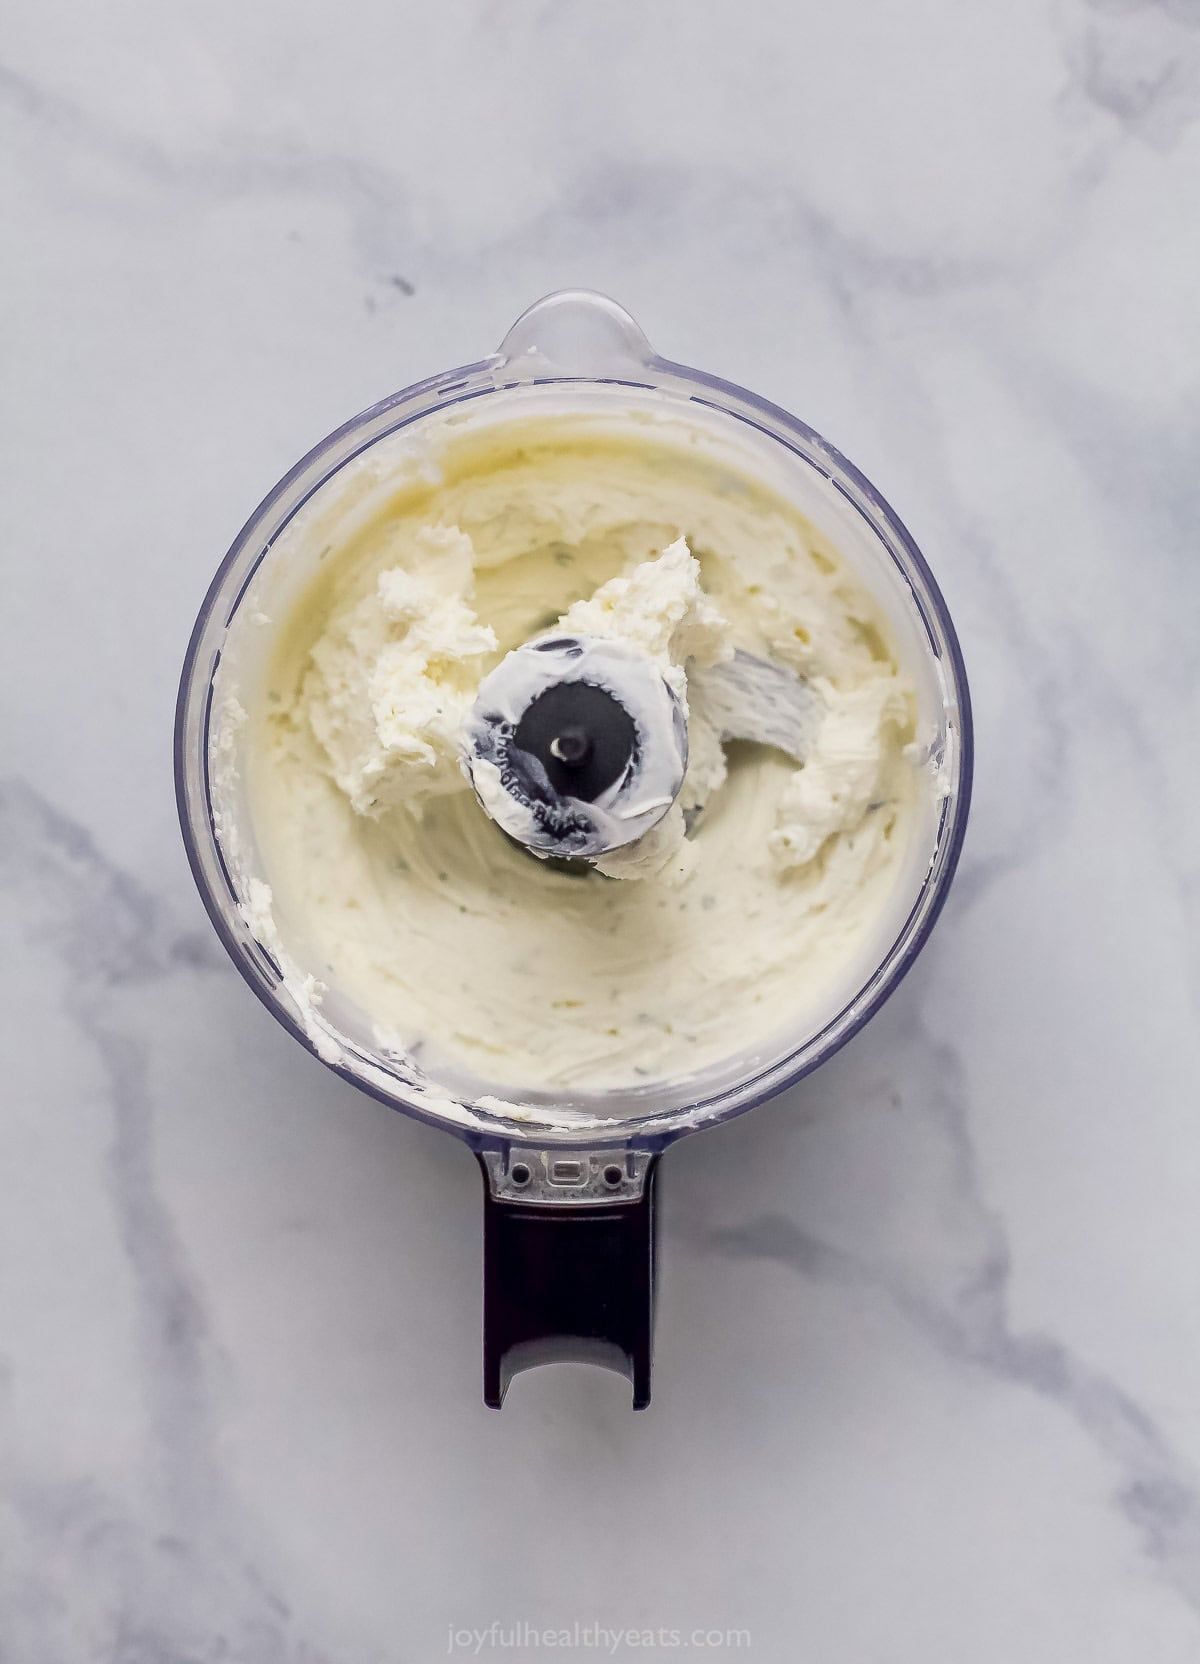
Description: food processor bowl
176,291,972,1406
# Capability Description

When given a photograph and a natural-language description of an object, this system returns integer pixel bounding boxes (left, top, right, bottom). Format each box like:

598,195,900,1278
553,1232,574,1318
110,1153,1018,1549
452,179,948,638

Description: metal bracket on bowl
477,1146,659,1409
478,1146,654,1205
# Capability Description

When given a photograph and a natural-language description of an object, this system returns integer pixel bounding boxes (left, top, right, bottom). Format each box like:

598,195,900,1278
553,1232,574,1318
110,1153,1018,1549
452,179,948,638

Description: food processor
175,290,972,1408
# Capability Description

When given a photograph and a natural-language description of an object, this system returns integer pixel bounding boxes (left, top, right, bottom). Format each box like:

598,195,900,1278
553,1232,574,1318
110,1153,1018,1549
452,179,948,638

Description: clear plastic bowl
175,291,973,1156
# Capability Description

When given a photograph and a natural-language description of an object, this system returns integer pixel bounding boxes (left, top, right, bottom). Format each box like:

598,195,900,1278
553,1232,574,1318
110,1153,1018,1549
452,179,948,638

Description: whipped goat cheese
239,417,927,1096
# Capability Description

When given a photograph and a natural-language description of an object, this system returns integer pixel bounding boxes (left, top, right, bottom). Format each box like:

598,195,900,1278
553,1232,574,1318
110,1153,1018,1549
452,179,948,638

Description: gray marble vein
2,782,348,1661
696,1023,1200,1612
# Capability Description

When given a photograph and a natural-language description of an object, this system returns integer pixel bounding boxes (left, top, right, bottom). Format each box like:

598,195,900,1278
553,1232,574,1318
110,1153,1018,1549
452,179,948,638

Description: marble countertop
4,2,1200,1659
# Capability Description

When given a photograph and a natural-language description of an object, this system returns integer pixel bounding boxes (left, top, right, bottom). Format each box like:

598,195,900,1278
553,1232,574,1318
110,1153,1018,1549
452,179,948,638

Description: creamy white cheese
557,534,731,695
239,417,926,1097
304,524,496,815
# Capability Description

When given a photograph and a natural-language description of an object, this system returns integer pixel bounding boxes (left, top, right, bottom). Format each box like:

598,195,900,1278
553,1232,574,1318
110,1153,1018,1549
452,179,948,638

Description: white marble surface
3,2,1200,1658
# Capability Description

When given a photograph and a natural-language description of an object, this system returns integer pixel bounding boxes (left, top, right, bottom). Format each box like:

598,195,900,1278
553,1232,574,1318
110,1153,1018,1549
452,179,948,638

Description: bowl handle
477,1147,659,1408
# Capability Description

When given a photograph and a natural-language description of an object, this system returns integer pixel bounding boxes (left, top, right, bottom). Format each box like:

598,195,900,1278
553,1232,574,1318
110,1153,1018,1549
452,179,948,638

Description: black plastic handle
478,1153,659,1409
